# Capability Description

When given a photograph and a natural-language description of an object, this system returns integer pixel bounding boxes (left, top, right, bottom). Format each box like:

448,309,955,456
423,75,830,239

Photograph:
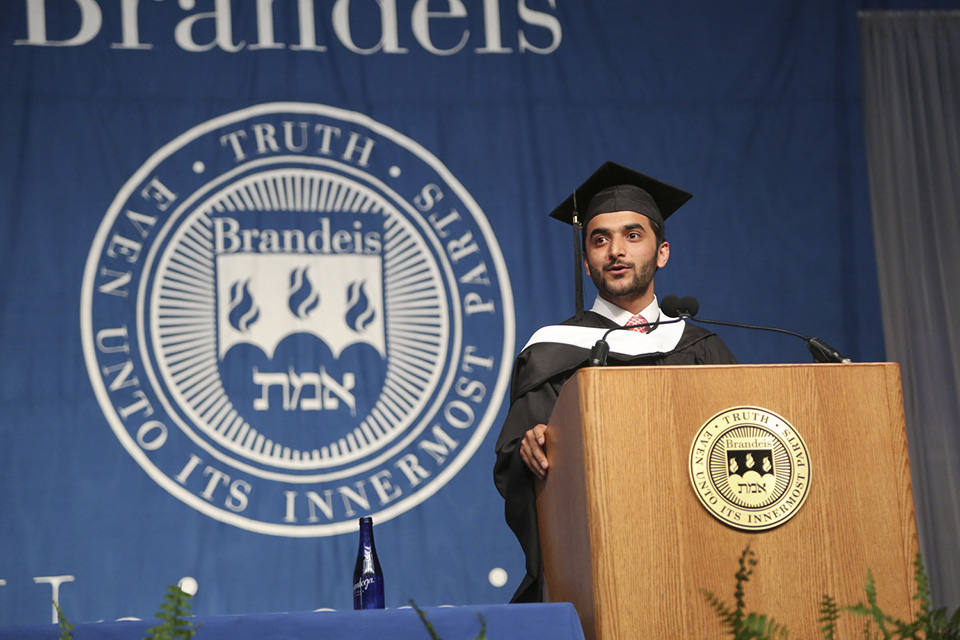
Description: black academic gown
492,310,737,603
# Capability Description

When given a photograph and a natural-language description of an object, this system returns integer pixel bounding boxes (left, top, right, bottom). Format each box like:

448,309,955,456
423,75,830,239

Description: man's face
583,210,669,309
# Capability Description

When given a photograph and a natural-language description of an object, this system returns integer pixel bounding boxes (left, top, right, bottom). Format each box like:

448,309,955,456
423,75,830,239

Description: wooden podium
537,364,919,639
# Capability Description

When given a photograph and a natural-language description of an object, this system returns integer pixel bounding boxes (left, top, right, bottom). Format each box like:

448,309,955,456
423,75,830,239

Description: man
493,161,736,603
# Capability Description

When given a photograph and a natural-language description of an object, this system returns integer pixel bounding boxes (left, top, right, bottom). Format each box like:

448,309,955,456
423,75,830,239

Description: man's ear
657,241,670,268
583,256,592,277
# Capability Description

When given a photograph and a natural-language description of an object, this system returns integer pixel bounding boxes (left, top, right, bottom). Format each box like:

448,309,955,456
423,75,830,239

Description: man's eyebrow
588,222,647,237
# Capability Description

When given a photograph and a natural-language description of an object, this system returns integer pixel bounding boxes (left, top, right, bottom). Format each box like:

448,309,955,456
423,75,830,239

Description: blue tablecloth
0,603,585,640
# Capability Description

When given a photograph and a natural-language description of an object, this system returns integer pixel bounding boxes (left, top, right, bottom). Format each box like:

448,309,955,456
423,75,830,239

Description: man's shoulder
519,312,619,353
672,322,738,363
508,315,609,402
510,336,591,401
678,320,716,342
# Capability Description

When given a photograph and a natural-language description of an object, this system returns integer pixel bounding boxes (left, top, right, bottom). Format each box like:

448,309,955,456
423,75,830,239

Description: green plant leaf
53,601,74,640
700,587,738,631
143,585,199,640
739,612,789,639
734,546,757,629
410,600,443,640
472,611,487,640
819,593,840,640
700,546,792,639
703,547,960,639
948,604,960,633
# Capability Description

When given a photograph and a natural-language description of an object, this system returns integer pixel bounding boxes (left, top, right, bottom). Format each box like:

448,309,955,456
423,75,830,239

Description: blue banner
0,0,931,626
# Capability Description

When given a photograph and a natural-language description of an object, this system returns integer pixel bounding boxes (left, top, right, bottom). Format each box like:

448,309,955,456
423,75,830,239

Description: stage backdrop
0,0,954,626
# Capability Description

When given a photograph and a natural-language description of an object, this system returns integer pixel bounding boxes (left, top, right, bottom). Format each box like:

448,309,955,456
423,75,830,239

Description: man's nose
607,235,626,257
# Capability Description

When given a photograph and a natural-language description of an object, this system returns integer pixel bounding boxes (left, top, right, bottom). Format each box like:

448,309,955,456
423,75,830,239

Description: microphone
588,339,610,367
661,295,698,319
660,295,851,364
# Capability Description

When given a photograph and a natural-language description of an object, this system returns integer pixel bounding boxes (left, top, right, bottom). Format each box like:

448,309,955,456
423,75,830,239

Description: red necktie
625,313,648,333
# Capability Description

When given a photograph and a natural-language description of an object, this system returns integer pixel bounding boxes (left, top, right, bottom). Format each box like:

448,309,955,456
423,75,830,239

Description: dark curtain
860,10,960,607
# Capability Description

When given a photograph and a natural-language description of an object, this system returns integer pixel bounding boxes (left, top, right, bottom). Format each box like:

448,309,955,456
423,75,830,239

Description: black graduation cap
549,161,693,319
549,161,692,228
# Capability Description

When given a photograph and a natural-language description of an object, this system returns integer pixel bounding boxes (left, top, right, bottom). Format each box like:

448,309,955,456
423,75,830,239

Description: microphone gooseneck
662,295,851,364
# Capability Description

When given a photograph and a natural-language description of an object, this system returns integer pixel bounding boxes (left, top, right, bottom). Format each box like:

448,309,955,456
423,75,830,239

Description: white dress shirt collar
590,295,661,327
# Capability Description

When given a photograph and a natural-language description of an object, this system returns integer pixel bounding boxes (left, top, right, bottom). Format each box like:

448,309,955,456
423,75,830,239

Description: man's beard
589,252,659,301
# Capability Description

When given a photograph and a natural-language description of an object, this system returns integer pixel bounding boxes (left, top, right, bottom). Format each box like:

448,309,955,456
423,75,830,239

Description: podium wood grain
536,363,919,639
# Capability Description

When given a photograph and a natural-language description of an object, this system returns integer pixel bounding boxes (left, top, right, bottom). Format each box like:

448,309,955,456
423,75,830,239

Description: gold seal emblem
688,407,811,531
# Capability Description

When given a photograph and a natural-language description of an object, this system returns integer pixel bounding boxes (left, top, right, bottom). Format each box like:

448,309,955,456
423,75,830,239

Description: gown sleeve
492,349,567,602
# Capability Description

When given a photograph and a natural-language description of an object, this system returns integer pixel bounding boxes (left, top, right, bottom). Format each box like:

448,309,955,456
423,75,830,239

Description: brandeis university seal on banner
81,103,515,536
689,407,811,531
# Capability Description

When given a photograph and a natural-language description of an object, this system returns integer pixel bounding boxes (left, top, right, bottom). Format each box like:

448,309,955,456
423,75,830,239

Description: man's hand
519,423,550,479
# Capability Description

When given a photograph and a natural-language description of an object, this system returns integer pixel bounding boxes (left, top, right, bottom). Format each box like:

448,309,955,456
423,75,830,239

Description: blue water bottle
353,516,385,609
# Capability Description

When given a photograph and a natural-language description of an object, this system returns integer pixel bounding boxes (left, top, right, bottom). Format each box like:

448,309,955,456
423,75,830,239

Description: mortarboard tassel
573,191,584,321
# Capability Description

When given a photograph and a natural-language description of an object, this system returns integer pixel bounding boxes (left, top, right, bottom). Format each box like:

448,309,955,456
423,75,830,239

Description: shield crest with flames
216,253,385,360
